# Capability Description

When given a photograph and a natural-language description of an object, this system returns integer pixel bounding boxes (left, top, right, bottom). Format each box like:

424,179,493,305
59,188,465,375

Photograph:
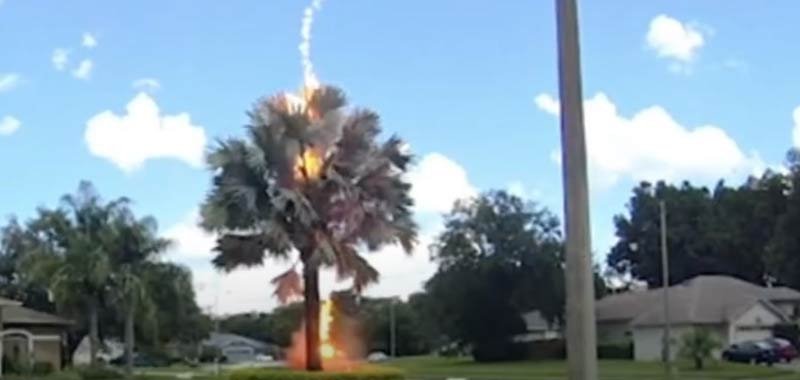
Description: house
514,311,561,342
0,297,72,374
596,275,800,361
202,332,279,363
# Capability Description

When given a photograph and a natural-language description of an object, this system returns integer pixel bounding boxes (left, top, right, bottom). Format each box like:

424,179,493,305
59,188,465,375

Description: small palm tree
105,211,171,378
201,85,417,370
679,328,721,370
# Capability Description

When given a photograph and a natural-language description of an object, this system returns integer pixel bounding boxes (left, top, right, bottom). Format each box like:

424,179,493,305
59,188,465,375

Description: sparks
319,299,335,359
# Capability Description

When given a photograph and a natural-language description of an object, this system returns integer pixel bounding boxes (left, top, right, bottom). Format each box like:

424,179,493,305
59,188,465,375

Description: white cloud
164,211,216,260
85,92,207,171
534,93,560,115
82,33,97,48
52,49,69,71
646,14,705,62
181,152,477,313
0,73,21,93
132,78,161,92
535,92,759,187
792,106,800,149
72,59,93,80
0,116,20,136
407,153,477,214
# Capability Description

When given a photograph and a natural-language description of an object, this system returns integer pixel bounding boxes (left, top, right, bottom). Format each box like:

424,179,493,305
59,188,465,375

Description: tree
105,211,171,377
0,218,54,312
678,328,720,370
140,262,210,346
425,191,564,361
766,151,800,288
200,85,417,370
22,182,126,365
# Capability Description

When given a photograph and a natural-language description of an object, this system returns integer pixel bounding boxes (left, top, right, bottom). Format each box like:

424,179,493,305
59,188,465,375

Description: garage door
733,328,772,343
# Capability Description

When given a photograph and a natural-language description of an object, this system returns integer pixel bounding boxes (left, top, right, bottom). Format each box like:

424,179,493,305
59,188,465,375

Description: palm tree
679,328,721,370
201,85,417,370
105,211,171,378
22,181,126,365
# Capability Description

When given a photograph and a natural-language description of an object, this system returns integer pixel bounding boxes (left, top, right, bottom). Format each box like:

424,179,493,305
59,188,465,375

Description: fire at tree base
287,300,367,371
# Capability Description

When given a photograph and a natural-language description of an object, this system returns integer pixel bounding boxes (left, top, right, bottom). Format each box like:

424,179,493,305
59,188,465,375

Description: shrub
597,342,633,359
229,366,404,380
75,365,124,380
526,339,566,360
32,361,55,375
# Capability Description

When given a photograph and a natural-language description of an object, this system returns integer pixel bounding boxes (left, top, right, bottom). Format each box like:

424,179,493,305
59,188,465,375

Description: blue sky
1,0,799,314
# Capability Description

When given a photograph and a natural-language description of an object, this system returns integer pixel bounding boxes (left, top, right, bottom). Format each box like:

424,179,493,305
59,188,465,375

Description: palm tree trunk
303,263,322,371
124,299,136,378
89,302,99,366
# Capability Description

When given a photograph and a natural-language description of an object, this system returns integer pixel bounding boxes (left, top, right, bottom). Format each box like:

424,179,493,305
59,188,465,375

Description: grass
387,356,800,380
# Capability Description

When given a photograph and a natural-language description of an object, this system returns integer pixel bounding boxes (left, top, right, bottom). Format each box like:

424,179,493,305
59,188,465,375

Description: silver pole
555,0,598,379
660,200,672,378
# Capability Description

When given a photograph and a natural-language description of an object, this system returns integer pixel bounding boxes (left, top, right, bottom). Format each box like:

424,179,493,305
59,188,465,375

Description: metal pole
660,200,672,378
555,0,598,379
389,300,396,358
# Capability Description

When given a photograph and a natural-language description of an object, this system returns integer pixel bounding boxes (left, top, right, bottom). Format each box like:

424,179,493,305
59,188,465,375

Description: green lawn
388,356,800,380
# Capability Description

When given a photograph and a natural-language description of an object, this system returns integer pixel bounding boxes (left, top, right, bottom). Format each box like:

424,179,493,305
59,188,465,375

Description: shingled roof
596,275,800,327
0,296,71,326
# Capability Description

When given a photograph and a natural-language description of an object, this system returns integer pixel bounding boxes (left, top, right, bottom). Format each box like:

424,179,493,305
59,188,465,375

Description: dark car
762,338,799,363
110,353,171,368
722,341,777,365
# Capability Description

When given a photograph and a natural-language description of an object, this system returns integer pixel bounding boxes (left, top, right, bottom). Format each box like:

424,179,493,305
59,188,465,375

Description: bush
527,339,566,360
229,366,405,380
32,361,55,375
75,365,124,380
597,342,633,359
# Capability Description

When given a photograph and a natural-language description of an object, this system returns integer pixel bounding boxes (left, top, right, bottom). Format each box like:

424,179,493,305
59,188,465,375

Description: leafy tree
766,151,800,288
140,262,210,346
22,182,126,365
200,86,417,370
267,302,304,347
425,191,564,361
0,218,54,312
678,328,720,370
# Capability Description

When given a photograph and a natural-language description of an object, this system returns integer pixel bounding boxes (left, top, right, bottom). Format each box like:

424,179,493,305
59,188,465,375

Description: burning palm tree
200,85,417,371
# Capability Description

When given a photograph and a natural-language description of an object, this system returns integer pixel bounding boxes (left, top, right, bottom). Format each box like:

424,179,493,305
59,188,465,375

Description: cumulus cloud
84,92,207,171
132,78,161,92
535,92,759,187
646,14,705,62
82,33,97,48
0,73,21,93
178,152,476,313
52,49,69,71
72,59,93,80
0,116,20,136
407,153,477,214
534,93,560,115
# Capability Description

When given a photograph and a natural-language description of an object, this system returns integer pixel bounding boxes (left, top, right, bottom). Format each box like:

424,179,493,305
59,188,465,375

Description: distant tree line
608,150,800,289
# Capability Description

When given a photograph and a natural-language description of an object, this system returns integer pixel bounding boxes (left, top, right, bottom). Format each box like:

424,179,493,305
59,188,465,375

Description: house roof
521,311,558,332
203,332,270,350
596,275,798,327
3,305,72,326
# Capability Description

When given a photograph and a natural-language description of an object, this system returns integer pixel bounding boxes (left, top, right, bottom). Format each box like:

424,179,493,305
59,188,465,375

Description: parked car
367,352,389,362
722,341,777,365
762,338,799,363
110,352,171,367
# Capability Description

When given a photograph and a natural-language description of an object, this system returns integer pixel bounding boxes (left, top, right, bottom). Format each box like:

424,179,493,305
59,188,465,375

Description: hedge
230,366,405,380
597,342,633,359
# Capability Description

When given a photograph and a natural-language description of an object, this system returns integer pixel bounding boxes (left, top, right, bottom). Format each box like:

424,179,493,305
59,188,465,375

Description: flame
295,147,323,182
320,299,335,359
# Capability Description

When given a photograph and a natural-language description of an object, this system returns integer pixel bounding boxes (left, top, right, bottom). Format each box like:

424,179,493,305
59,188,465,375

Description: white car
367,352,389,362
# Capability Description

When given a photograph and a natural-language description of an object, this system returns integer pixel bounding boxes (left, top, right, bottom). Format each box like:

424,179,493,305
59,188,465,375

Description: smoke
299,0,324,88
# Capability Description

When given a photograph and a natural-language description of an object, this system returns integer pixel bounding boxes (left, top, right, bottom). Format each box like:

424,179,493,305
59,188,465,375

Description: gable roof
203,332,270,350
596,275,798,327
3,305,72,326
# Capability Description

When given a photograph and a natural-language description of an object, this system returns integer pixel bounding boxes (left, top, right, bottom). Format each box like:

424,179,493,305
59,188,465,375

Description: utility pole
555,0,598,379
660,200,672,378
389,299,396,358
